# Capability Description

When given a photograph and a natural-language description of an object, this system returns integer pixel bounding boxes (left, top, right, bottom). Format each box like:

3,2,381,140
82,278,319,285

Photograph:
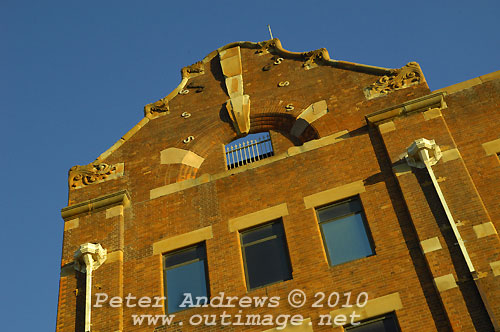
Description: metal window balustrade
225,132,274,170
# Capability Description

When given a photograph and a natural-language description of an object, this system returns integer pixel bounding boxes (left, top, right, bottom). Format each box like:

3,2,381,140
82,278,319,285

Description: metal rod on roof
268,25,273,39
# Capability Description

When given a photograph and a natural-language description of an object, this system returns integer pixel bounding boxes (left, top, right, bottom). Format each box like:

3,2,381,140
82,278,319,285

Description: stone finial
74,243,107,273
402,138,442,168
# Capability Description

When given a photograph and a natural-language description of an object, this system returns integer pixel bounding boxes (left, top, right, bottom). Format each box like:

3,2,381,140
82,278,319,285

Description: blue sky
1,0,498,330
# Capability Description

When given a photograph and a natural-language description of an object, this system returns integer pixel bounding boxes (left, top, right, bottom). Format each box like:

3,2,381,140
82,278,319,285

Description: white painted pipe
417,148,475,273
405,139,499,330
74,243,107,332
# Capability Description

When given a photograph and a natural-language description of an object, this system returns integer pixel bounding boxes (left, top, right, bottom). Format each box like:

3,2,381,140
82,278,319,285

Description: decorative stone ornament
73,243,107,273
364,62,424,99
183,136,195,144
69,163,124,189
144,98,169,118
303,49,326,69
402,138,442,168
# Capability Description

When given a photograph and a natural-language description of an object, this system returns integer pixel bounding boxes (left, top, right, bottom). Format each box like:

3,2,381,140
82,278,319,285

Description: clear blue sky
1,0,498,330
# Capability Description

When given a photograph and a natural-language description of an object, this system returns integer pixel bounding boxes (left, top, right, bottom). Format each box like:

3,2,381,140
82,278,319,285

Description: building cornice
365,92,446,125
61,190,130,220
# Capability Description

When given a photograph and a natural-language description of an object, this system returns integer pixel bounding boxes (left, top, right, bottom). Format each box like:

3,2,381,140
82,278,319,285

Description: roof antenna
267,25,274,40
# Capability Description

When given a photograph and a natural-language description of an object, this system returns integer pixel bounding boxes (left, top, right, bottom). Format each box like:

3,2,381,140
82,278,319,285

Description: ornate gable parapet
364,62,425,100
69,162,124,190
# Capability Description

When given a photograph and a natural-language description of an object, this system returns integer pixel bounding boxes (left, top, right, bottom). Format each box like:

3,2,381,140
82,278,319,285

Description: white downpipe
404,139,499,330
403,138,475,273
74,243,107,332
418,148,475,273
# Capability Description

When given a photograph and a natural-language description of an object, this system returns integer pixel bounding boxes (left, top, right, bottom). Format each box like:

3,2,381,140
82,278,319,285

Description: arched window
225,132,274,170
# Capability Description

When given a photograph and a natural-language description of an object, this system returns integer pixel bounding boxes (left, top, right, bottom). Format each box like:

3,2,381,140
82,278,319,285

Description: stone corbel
364,62,424,99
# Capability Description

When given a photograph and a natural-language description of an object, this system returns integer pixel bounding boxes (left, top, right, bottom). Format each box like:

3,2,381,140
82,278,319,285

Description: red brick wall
56,42,499,331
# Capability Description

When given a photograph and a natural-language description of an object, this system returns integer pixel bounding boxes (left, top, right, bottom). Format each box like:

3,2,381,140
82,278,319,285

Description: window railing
225,132,274,170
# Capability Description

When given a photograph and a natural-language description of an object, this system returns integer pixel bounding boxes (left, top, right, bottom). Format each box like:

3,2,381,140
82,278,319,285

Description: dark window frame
240,220,293,290
345,312,401,331
316,196,375,267
162,243,210,313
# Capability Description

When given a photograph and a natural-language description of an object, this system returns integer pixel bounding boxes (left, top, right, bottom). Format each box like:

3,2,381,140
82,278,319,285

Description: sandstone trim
64,218,79,231
473,222,498,238
262,318,312,332
366,92,446,125
482,138,500,156
379,121,396,134
150,130,350,200
153,226,213,255
434,274,458,292
228,203,289,232
303,180,366,209
290,100,329,138
106,205,124,219
61,190,130,220
490,261,500,277
329,292,403,325
433,70,500,94
160,148,205,168
420,236,442,253
441,148,461,163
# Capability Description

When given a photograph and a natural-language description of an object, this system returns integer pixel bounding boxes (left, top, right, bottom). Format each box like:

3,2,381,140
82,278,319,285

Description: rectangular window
240,220,292,290
316,197,374,266
346,313,401,331
163,244,209,313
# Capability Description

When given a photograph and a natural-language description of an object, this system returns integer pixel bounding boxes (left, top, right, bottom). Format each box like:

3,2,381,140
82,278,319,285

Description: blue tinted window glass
244,236,291,289
241,221,292,289
320,206,373,266
166,260,208,313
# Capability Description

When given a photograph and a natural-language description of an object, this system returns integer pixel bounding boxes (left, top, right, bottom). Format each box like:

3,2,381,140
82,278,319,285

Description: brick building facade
56,39,500,332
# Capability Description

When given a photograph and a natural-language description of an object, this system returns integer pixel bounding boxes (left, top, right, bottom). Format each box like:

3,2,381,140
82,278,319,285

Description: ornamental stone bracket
400,138,442,168
74,243,107,273
364,62,425,100
219,46,251,135
69,162,124,190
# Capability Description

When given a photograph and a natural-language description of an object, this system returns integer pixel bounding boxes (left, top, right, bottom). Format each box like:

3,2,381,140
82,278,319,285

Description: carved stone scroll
144,99,169,119
181,61,204,77
303,49,327,69
256,40,277,54
364,62,424,99
69,163,124,189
